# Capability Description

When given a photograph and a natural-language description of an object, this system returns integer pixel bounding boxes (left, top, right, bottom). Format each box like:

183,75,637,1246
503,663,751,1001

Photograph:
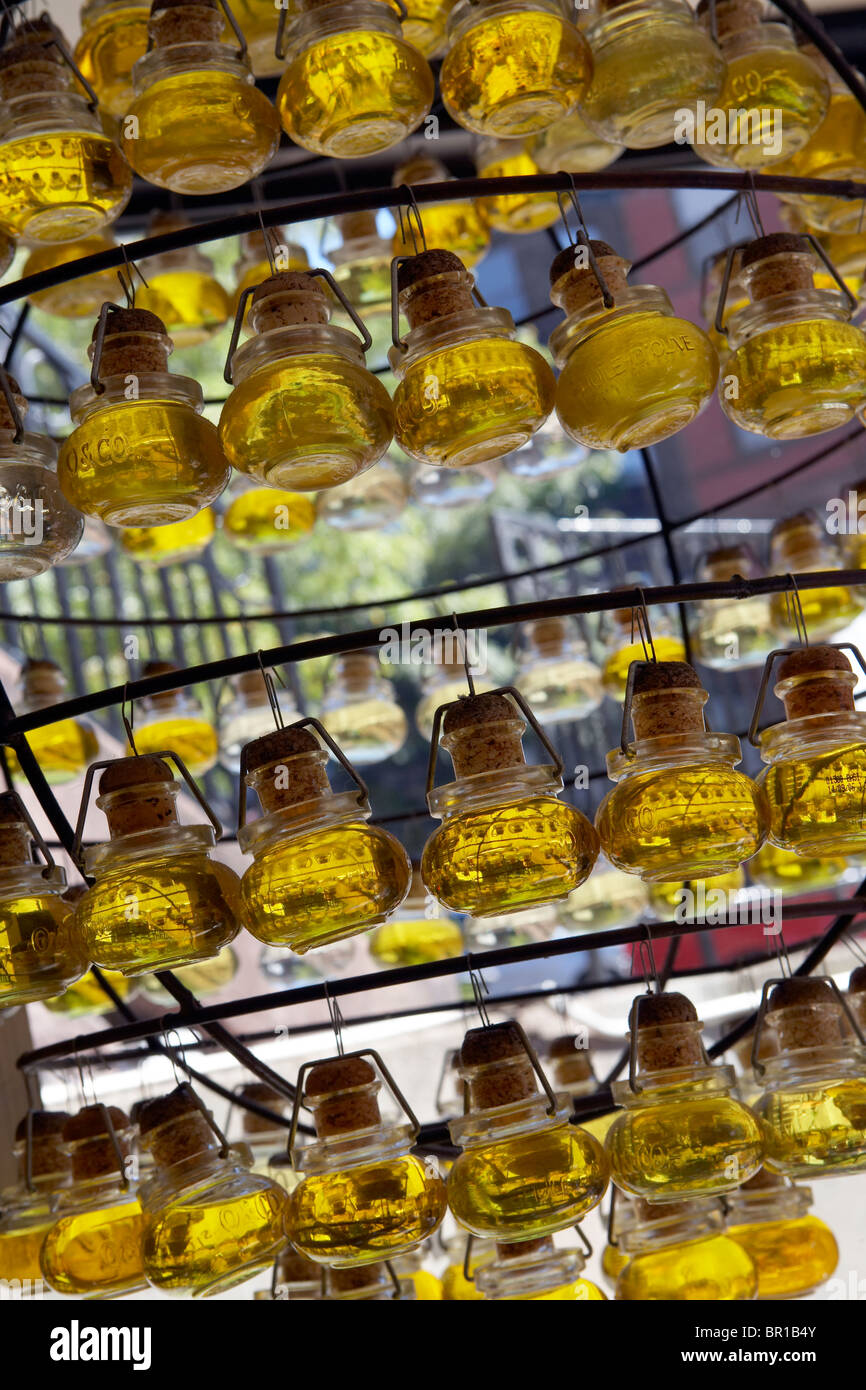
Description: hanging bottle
0,378,85,581
549,239,719,451
75,753,239,975
368,865,464,967
23,235,119,320
0,16,131,243
222,481,316,554
415,659,492,737
137,1084,287,1296
391,250,556,469
717,233,866,438
319,650,408,764
648,867,746,922
502,402,589,480
120,507,216,567
58,305,230,528
123,0,280,193
138,944,238,1004
751,975,866,1176
596,660,769,882
220,270,394,493
462,901,559,952
74,0,150,118
691,543,775,669
286,1052,446,1264
723,1167,839,1299
0,791,87,1008
228,1082,295,1192
748,840,849,897
238,718,412,953
473,139,561,235
135,212,231,349
545,1034,598,1103
615,1196,758,1300
315,456,410,531
131,661,219,774
218,670,298,774
40,1104,147,1297
689,0,828,169
557,853,649,933
7,659,99,784
605,990,763,1201
701,246,747,352
400,0,455,57
410,457,498,508
532,107,623,176
274,0,434,157
391,157,490,268
329,210,394,368
476,1235,606,1301
422,688,599,915
233,228,309,331
514,615,604,725
0,1111,71,1291
767,512,863,640
447,1021,608,1239
601,602,686,701
579,0,723,149
228,0,284,75
439,0,593,138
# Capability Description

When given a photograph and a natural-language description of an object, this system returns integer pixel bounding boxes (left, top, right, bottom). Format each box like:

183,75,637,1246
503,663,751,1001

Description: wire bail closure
390,251,489,353
425,684,565,797
714,232,859,338
0,774,56,877
237,714,370,831
285,1048,421,1157
73,751,223,869
747,641,866,746
224,266,372,384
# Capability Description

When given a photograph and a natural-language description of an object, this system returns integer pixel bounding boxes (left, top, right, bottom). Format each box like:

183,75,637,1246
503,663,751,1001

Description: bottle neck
132,41,253,93
427,763,563,820
725,288,853,349
389,306,517,378
69,374,203,425
0,90,102,141
606,731,742,782
549,286,675,367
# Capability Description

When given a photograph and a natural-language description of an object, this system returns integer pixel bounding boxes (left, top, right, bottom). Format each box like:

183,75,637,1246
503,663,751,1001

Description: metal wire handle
425,683,565,797
35,14,100,111
750,974,866,1078
747,641,866,746
715,233,858,338
0,773,55,876
73,751,223,869
237,714,369,831
286,1047,421,1156
89,302,124,395
390,252,489,353
224,267,372,383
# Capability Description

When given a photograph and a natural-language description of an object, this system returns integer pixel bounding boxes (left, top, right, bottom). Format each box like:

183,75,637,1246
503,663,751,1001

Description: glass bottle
120,507,215,567
689,0,828,169
275,0,434,157
439,0,593,138
615,1197,757,1300
131,661,219,775
218,670,298,774
550,239,719,450
719,233,866,438
320,650,408,764
596,660,769,882
601,603,686,701
136,212,231,349
751,975,866,1177
415,660,491,738
724,1168,839,1299
40,1104,147,1297
579,0,724,149
502,408,589,480
772,45,866,234
648,867,746,921
368,865,464,966
391,249,556,469
123,0,280,193
229,0,286,75
748,840,848,896
138,944,238,1004
138,1085,287,1296
0,16,131,243
6,659,99,785
447,1021,608,1239
315,455,409,531
232,228,309,330
0,1111,71,1291
220,270,394,492
476,1235,606,1300
514,615,604,725
0,378,85,580
440,1231,495,1298
422,688,599,915
401,0,455,57
474,138,561,235
410,457,498,508
691,544,775,669
222,481,316,554
328,210,394,368
605,991,763,1201
58,305,230,527
43,966,134,1017
238,719,412,953
462,901,558,951
55,515,113,567
546,1033,598,1103
557,853,649,932
75,752,239,975
23,235,119,319
532,107,623,175
768,512,863,640
74,0,150,119
757,645,866,857
286,1052,446,1264
391,157,490,269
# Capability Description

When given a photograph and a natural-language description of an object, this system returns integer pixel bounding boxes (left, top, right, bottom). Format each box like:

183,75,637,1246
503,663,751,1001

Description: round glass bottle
0,378,84,580
23,235,119,320
391,250,555,469
601,603,686,700
410,456,498,508
605,991,763,1201
123,0,280,193
615,1197,757,1300
768,512,862,640
329,210,394,368
222,480,316,552
0,16,131,243
476,1235,606,1300
532,107,623,174
220,270,394,492
0,1111,71,1290
691,544,775,670
550,240,718,450
557,853,649,932
514,615,604,725
772,45,866,234
447,1021,608,1239
320,650,408,764
136,212,231,349
218,670,298,774
275,0,434,157
75,753,239,975
596,661,769,882
439,0,593,138
748,840,848,896
286,1053,446,1265
74,0,150,119
401,0,455,56
131,661,219,775
422,689,599,916
6,659,99,785
120,507,215,567
391,157,489,269
474,138,561,235
724,1168,839,1299
229,0,287,75
315,455,409,531
368,865,464,967
238,720,412,952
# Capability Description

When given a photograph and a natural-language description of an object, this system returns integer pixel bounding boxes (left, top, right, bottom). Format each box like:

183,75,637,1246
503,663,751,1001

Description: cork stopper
337,210,380,243
14,1111,71,1179
632,1196,694,1222
848,964,866,1029
741,235,816,301
91,308,172,382
393,156,448,186
305,1056,382,1136
550,240,631,316
548,1034,594,1086
460,1022,538,1110
525,616,573,658
326,1264,389,1299
96,755,179,837
137,1087,217,1167
0,18,70,99
149,0,223,47
630,991,705,1072
0,790,34,866
497,1236,553,1260
139,660,185,710
774,645,856,720
697,0,765,40
331,650,379,693
243,724,331,812
396,250,475,328
63,1105,132,1182
238,1082,288,1135
0,373,26,432
248,272,331,334
740,1166,785,1192
276,1250,320,1285
440,692,527,779
629,662,707,740
698,543,761,583
19,657,66,701
767,977,845,1050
